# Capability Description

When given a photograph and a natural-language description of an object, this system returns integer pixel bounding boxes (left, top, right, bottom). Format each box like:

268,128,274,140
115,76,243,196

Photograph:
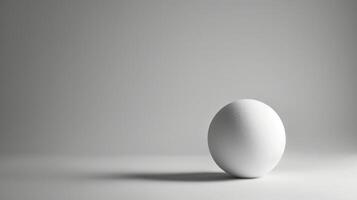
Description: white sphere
208,99,285,178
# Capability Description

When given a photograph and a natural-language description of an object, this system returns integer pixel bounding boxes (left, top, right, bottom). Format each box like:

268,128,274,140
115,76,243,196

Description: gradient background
1,0,357,157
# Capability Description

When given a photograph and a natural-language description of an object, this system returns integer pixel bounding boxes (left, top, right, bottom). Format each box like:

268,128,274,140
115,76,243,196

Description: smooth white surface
0,154,357,200
208,99,285,178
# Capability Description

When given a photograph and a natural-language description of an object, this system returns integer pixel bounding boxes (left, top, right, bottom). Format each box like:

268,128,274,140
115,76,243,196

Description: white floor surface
0,153,356,199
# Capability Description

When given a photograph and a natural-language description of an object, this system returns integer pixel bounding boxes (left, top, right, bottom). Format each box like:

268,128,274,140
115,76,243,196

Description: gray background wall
1,0,356,156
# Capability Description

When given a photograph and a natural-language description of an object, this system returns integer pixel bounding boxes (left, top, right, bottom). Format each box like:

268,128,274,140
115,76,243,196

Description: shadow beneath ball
85,171,240,182
123,172,236,182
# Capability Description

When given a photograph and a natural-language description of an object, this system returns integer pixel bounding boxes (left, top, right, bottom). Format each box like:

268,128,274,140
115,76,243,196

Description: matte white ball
208,99,285,178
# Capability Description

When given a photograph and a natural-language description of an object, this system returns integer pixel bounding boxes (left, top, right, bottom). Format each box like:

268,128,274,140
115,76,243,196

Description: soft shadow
85,172,238,182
